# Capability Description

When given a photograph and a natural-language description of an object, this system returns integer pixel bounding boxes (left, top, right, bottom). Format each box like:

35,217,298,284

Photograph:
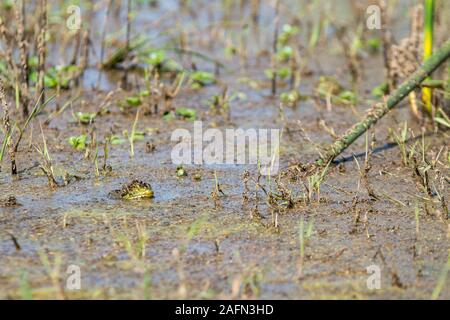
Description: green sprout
162,111,175,121
74,112,96,125
175,107,197,121
119,90,152,111
366,38,381,53
146,49,166,67
142,49,182,73
189,71,216,89
125,96,142,107
280,90,307,107
110,135,127,145
278,24,299,45
316,76,356,105
265,67,290,80
29,65,80,89
68,135,88,151
389,122,410,166
0,128,11,167
337,90,357,104
371,82,389,98
277,46,293,62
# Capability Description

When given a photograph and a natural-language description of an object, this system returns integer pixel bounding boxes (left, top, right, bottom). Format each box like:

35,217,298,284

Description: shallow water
0,0,449,299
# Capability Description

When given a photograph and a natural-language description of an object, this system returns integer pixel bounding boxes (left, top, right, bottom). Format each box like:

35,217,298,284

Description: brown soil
0,0,449,300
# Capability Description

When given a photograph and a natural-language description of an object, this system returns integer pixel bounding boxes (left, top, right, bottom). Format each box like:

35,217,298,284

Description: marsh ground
0,0,449,299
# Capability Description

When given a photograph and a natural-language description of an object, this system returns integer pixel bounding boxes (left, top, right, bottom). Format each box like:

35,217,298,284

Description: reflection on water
17,0,435,91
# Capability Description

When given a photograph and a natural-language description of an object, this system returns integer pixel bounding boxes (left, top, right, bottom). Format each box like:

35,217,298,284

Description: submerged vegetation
0,0,449,300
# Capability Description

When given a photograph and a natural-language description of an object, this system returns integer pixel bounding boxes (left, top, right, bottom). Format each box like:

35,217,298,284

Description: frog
109,180,154,200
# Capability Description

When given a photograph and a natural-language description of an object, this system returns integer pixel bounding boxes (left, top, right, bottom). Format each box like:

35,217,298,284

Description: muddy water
0,0,449,299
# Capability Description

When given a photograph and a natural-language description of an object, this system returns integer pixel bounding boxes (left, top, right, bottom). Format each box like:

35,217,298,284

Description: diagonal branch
316,39,450,167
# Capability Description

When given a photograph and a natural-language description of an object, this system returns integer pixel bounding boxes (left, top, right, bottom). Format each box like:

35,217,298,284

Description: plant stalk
422,0,435,115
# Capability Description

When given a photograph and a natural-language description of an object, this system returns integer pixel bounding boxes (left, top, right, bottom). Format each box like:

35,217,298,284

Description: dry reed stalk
36,0,47,107
271,0,280,96
0,16,18,85
14,0,30,118
69,30,81,66
79,29,89,74
0,79,17,175
97,0,113,88
69,9,91,86
379,0,394,92
335,27,360,84
251,0,260,25
121,0,132,90
389,5,424,119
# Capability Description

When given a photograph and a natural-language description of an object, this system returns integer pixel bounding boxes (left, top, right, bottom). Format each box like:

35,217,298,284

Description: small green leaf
277,46,293,62
130,131,145,142
162,59,182,73
176,107,197,121
264,69,274,80
146,50,166,66
74,112,96,124
279,24,299,45
110,135,126,145
162,111,175,121
140,90,150,97
277,67,290,79
68,135,88,150
189,71,215,88
366,38,381,53
125,96,142,107
435,117,450,128
338,90,356,104
372,82,389,98
280,90,307,106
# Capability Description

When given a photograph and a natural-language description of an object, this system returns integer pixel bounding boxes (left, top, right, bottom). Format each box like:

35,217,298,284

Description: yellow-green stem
422,0,435,115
